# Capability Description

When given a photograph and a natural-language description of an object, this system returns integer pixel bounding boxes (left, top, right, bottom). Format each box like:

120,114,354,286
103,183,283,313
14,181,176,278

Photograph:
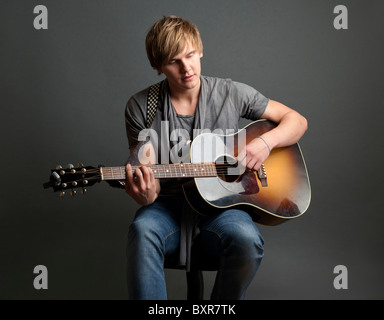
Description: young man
124,16,307,300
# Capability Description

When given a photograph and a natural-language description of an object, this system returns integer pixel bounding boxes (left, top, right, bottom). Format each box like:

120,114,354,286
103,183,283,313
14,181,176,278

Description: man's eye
169,60,176,64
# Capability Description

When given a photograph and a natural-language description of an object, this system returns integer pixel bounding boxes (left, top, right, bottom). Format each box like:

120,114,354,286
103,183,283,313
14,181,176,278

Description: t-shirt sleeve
125,92,147,150
230,81,269,120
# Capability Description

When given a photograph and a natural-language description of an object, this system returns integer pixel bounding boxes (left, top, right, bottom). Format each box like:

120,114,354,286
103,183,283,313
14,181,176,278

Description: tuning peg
77,163,84,168
81,187,87,195
60,191,65,197
56,165,63,170
51,172,61,187
65,164,76,173
70,189,76,196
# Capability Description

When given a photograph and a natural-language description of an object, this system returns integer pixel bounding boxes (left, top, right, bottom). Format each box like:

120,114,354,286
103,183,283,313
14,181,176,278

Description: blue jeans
126,196,264,300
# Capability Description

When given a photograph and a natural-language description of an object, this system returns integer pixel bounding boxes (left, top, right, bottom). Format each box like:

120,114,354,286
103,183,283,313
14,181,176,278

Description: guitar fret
155,163,216,178
102,166,125,180
101,163,217,180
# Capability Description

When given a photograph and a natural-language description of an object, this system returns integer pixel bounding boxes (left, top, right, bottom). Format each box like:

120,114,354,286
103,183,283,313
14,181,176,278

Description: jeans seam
163,229,179,254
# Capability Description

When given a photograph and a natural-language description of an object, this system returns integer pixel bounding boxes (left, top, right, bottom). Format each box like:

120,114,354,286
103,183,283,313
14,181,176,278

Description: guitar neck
100,163,218,180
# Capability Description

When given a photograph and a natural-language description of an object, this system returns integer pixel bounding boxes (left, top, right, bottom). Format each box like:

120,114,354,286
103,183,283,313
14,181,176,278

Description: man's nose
180,59,191,72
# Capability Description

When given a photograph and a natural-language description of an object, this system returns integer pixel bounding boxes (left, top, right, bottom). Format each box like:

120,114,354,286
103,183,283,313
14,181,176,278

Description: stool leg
186,270,204,300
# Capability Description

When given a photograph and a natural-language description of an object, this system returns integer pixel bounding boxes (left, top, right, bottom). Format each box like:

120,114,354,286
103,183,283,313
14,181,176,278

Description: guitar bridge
257,164,268,187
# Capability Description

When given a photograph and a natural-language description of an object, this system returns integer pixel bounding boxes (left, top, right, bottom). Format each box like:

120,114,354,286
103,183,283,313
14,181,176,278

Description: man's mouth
182,74,195,81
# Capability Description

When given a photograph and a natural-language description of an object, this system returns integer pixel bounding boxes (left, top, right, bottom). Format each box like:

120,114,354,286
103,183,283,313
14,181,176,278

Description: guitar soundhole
215,155,259,195
215,155,240,182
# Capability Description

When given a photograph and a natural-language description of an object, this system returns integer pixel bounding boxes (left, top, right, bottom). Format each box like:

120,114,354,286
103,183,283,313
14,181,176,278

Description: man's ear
199,52,203,58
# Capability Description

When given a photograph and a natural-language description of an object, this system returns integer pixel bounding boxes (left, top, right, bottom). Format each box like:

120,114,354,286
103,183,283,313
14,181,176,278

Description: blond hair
145,16,203,72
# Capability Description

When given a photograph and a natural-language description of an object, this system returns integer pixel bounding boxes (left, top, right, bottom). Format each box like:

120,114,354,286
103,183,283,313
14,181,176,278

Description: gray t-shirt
125,75,269,195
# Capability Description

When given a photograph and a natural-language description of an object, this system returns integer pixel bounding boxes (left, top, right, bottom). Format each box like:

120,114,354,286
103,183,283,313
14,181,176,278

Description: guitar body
183,120,311,226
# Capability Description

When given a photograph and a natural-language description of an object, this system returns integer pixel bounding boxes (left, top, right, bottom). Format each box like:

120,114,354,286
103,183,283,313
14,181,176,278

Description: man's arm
260,99,308,148
125,96,161,205
239,99,308,171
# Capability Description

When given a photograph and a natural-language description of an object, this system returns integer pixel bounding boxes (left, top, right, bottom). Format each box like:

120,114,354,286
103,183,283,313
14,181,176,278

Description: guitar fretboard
100,163,218,180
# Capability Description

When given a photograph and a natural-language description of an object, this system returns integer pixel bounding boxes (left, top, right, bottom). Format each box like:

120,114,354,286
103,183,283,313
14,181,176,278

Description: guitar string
60,166,256,187
67,164,240,173
100,166,243,176
67,166,249,175
64,166,246,174
61,164,252,183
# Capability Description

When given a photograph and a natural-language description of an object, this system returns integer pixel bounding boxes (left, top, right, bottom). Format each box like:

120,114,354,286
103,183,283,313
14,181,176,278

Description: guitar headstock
43,163,101,197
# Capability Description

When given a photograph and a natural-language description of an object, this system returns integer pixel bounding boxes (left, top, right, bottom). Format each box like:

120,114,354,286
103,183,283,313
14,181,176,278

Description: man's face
158,41,203,93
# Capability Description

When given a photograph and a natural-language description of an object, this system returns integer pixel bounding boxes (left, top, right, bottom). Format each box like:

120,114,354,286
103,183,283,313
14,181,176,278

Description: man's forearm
261,110,308,150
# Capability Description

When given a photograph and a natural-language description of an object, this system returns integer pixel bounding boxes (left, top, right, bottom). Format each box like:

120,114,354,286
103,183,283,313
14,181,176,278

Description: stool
164,257,218,300
186,269,204,300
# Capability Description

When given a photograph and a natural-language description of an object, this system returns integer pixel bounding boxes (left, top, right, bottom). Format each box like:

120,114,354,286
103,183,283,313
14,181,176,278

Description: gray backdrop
1,0,383,299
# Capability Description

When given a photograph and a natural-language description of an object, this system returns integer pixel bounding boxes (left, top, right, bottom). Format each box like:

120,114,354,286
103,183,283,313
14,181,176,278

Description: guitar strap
146,81,163,128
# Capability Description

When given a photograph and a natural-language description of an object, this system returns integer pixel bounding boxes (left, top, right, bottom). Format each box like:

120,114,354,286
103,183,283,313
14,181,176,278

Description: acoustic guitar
43,120,311,226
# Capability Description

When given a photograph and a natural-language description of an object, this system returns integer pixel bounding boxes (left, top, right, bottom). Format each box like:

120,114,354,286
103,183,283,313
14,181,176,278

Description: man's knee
218,210,264,258
127,203,180,253
228,222,264,255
